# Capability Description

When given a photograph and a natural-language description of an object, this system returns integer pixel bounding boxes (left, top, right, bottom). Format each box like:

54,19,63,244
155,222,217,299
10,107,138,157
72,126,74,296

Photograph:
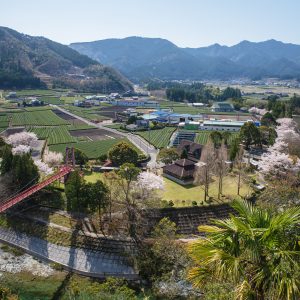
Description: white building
199,120,248,132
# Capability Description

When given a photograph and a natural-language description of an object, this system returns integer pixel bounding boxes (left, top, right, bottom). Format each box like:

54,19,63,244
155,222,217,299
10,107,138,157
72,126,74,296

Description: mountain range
0,27,132,92
70,37,300,82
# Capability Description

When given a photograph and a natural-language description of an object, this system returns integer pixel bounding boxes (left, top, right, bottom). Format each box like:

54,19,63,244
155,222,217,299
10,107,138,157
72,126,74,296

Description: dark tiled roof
163,158,196,179
177,140,202,154
175,158,196,167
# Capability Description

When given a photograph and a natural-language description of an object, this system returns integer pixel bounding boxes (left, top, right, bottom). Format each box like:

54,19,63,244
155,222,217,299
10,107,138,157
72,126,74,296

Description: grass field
194,130,239,145
60,96,84,104
68,123,96,130
83,171,250,207
5,89,59,97
136,127,176,148
11,110,70,126
49,138,140,159
28,126,77,145
40,96,62,105
162,175,251,206
63,106,109,122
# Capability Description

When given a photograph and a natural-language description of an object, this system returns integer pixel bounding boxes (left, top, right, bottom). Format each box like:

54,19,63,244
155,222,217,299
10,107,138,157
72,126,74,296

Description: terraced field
136,127,176,148
194,131,238,145
11,110,70,126
0,115,9,129
28,126,77,145
49,138,140,159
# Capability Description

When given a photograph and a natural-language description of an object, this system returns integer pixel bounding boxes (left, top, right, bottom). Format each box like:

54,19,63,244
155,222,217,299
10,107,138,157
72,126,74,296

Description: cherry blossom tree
34,160,53,176
136,171,165,191
44,151,63,167
257,118,300,175
6,132,38,148
11,145,31,156
249,107,268,116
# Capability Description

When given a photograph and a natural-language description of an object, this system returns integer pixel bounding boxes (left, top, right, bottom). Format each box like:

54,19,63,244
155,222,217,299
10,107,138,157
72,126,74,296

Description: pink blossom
34,160,53,176
44,151,63,167
249,107,267,116
6,132,38,148
257,118,300,174
11,145,31,155
136,172,165,191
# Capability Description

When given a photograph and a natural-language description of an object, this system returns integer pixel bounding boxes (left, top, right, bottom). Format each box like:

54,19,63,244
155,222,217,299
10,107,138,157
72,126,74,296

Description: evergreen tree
180,148,188,159
239,122,261,149
0,145,13,174
108,142,139,166
74,149,88,169
65,170,86,212
11,154,39,187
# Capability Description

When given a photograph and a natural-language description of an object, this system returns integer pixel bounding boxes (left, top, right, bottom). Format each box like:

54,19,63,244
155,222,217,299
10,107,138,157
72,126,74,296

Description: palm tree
188,200,300,300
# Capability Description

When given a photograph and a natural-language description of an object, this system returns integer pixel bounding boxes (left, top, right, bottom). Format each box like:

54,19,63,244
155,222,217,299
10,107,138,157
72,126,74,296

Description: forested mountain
70,37,300,82
0,27,132,91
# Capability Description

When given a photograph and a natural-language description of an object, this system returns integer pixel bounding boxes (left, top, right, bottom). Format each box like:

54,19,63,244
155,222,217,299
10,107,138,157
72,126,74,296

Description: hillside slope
0,27,132,92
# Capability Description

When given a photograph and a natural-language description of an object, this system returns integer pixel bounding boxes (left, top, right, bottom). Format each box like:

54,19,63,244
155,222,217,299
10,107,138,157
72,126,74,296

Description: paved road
51,105,159,168
0,226,138,279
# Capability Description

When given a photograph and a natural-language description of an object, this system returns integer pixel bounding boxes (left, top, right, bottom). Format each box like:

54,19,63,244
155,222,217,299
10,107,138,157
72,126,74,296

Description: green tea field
136,127,176,148
49,138,140,159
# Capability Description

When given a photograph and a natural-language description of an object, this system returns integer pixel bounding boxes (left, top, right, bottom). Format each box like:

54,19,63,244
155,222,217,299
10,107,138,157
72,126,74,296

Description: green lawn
162,175,251,206
84,171,250,207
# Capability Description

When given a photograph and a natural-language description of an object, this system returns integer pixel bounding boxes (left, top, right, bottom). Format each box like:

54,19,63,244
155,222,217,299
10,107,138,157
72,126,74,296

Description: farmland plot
28,126,77,145
0,115,8,129
11,110,70,126
49,138,139,159
136,127,176,148
194,131,238,145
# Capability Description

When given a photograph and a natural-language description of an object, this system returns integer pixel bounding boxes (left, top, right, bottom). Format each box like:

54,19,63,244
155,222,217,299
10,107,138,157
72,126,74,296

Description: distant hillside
0,27,132,92
70,37,300,82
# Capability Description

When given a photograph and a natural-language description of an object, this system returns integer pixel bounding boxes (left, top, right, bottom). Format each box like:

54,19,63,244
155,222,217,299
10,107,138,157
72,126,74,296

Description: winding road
51,105,159,168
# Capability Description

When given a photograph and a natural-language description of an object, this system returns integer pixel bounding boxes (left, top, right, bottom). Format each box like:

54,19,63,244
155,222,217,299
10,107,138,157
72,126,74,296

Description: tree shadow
51,272,73,300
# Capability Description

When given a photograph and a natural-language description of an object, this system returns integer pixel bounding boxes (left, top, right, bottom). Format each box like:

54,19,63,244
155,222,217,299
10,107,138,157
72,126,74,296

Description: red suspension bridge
0,148,75,213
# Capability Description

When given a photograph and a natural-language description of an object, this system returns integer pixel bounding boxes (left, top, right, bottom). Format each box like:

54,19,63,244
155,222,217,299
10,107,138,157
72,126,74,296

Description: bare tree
216,142,229,199
194,139,216,201
235,144,245,196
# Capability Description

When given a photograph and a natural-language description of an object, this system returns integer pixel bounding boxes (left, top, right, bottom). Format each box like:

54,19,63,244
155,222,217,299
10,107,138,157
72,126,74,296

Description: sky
2,0,300,47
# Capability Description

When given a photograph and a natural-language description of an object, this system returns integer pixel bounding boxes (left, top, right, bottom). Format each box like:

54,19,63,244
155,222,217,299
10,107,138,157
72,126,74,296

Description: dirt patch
52,109,86,125
69,128,123,141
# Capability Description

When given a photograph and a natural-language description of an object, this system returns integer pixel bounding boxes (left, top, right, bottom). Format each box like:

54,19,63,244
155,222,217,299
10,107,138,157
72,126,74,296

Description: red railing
0,165,72,213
